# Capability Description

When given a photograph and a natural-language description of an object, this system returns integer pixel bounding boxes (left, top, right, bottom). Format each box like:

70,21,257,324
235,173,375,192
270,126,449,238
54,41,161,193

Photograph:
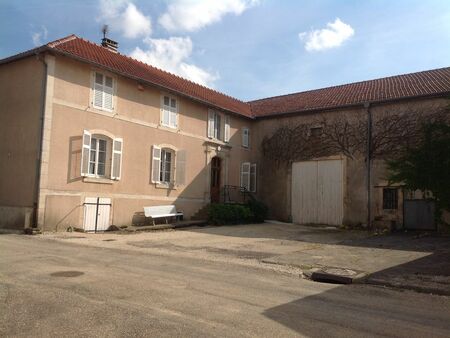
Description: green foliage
247,199,268,223
207,204,254,225
387,122,450,221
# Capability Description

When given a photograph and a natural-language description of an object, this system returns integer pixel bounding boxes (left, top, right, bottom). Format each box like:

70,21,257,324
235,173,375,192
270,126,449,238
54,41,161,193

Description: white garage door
83,197,111,232
291,159,344,225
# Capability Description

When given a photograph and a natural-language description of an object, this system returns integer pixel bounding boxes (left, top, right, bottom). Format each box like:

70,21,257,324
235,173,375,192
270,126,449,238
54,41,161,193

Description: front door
210,157,221,203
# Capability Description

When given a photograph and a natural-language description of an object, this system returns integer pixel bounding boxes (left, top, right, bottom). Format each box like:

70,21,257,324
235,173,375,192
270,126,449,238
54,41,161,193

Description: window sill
83,176,115,184
158,124,179,132
155,182,177,190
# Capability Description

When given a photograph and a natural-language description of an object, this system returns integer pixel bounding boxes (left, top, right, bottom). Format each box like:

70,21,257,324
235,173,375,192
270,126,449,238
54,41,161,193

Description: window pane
98,150,106,164
98,139,106,151
105,76,113,88
383,188,398,209
97,163,105,176
170,98,176,108
164,96,170,106
95,73,103,84
90,149,96,162
89,162,95,175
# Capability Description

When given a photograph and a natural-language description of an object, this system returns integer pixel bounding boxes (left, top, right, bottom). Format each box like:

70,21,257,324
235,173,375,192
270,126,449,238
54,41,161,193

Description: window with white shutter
207,110,222,140
224,115,230,143
161,95,178,128
81,130,91,176
151,146,162,183
175,150,186,186
111,138,123,180
93,72,114,111
242,128,249,148
241,162,251,191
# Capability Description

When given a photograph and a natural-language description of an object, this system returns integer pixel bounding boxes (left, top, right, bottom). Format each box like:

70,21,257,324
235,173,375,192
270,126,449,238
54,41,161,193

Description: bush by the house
207,204,253,225
207,200,268,225
247,199,268,223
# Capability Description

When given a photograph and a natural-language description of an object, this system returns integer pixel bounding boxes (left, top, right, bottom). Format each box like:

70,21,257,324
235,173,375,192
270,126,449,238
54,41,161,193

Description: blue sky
1,0,449,101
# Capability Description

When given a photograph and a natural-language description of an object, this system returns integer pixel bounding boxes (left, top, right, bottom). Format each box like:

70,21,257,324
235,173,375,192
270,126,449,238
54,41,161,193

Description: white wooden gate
291,159,344,225
83,197,111,232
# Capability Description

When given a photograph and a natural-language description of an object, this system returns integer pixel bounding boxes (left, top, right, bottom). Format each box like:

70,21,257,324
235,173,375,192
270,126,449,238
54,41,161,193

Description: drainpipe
364,102,372,229
33,53,48,229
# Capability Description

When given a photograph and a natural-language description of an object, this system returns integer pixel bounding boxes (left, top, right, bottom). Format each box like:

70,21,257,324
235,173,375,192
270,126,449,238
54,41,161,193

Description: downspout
364,102,372,229
33,53,48,229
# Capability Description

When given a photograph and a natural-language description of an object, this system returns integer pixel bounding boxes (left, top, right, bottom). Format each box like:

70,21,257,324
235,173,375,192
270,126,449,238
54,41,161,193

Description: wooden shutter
111,138,123,180
250,163,257,192
93,73,103,108
175,150,186,185
241,162,250,190
224,116,230,142
242,128,249,148
103,76,114,110
151,145,161,183
207,110,214,138
81,130,91,176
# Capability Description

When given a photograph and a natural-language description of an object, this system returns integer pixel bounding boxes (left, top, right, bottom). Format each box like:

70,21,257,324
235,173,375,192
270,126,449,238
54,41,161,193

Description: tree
387,122,450,222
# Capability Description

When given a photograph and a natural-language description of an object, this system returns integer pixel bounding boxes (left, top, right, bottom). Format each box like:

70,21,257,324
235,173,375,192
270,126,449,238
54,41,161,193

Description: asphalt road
1,234,449,337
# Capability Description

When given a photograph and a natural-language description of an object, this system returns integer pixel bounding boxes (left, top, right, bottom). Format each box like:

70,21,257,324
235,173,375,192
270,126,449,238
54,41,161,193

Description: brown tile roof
1,35,449,119
249,67,450,117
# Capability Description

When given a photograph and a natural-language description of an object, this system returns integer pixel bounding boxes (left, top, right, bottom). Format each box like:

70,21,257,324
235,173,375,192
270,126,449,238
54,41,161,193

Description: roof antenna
102,24,109,39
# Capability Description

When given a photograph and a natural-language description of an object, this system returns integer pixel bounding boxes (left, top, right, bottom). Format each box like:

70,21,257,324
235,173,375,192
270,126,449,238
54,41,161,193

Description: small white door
83,197,111,232
291,159,344,225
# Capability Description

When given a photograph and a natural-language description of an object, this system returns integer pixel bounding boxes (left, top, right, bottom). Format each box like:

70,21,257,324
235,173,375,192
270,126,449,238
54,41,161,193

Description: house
0,35,449,231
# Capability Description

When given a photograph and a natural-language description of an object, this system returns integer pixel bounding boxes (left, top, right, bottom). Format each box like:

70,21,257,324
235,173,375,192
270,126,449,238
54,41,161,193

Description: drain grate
103,239,117,242
50,271,84,278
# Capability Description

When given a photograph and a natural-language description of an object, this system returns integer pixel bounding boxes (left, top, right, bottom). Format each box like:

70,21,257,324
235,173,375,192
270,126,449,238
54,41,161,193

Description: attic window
310,126,323,137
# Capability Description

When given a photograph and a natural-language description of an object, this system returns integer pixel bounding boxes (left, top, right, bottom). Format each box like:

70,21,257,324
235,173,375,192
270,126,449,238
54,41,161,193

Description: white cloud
31,26,48,46
299,18,354,52
130,37,219,87
98,0,151,39
159,0,259,32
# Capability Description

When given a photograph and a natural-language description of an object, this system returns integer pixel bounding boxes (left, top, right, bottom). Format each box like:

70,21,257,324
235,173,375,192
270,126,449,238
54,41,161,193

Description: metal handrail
221,185,254,204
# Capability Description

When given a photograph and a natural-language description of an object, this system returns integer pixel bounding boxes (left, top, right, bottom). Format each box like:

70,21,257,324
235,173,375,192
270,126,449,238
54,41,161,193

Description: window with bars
383,188,398,210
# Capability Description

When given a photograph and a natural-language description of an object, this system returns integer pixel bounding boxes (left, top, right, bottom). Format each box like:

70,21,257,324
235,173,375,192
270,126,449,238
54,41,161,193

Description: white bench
143,205,183,225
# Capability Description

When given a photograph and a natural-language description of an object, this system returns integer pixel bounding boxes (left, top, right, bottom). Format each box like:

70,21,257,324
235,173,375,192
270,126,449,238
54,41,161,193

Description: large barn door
291,159,344,225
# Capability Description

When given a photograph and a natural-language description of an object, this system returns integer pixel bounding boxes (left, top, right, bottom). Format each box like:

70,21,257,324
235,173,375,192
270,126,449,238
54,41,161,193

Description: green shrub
207,204,254,225
247,199,268,223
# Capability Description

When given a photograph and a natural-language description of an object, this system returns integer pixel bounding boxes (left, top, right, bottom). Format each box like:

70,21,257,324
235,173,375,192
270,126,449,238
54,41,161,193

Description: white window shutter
151,145,162,183
93,83,103,108
224,116,230,143
81,130,91,176
241,162,250,191
242,128,249,148
111,138,123,180
170,107,177,128
207,110,214,138
103,78,113,110
175,150,186,185
250,163,257,192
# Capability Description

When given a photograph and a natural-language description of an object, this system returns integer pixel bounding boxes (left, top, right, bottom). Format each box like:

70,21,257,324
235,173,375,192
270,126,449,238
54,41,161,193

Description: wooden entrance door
210,157,221,203
291,159,344,225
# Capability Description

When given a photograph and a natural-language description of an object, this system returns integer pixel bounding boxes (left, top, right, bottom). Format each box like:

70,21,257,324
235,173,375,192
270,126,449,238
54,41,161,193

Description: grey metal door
404,200,435,230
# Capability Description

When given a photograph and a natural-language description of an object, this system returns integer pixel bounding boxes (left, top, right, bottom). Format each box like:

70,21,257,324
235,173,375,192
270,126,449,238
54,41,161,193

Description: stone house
0,35,449,231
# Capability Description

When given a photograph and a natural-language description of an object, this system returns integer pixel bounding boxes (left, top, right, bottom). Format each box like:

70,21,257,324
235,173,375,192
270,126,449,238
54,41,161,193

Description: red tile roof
249,67,450,117
1,35,449,119
10,35,253,118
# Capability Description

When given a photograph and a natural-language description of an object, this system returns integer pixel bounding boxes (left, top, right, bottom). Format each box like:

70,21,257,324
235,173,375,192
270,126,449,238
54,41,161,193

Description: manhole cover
310,267,366,284
50,271,84,277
